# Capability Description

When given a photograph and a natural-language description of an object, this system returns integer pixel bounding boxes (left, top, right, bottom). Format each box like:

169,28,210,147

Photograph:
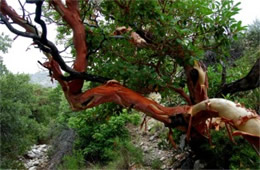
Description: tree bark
185,61,209,104
217,58,260,97
1,0,260,154
50,0,88,94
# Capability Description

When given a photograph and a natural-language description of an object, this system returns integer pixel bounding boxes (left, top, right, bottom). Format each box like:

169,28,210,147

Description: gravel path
127,117,202,169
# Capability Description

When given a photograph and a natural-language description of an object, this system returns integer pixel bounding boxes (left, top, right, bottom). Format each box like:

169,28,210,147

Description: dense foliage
0,33,11,54
45,0,244,94
194,130,260,169
57,96,142,168
0,65,61,168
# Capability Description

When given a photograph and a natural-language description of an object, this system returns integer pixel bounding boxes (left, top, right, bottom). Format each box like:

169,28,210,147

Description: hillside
30,71,57,88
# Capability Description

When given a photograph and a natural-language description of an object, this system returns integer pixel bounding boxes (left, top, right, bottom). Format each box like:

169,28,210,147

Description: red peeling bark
51,0,87,94
0,0,36,33
71,81,191,124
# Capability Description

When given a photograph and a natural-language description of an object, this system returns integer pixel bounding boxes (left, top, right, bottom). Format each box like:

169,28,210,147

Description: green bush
151,158,163,169
58,150,85,170
0,73,39,168
104,140,144,169
0,72,62,168
65,104,141,164
194,130,260,169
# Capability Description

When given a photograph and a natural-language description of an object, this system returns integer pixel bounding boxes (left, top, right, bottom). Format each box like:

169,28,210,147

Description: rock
25,160,33,168
142,146,149,153
193,160,201,170
179,134,186,150
27,151,37,159
31,145,38,150
42,148,48,152
193,159,206,169
180,156,193,169
127,123,195,170
33,160,40,166
160,156,166,161
23,144,51,169
32,149,41,158
29,166,37,170
175,153,186,161
149,135,155,141
47,128,76,170
41,144,47,148
161,165,166,169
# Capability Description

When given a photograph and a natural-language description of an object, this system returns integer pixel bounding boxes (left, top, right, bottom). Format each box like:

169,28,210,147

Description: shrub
0,74,39,168
193,130,260,169
58,150,85,170
0,72,62,168
66,104,141,164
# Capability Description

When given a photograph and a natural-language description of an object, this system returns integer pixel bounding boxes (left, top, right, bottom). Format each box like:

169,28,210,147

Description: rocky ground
21,129,75,170
22,144,50,170
127,117,206,169
21,121,205,170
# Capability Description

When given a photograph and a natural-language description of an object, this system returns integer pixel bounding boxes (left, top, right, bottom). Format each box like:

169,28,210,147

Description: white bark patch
190,98,260,137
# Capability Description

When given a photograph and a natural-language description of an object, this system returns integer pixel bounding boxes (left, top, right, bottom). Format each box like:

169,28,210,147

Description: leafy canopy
45,0,243,97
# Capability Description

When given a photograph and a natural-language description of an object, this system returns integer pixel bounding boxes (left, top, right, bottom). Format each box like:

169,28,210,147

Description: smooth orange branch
69,81,190,124
65,0,78,10
51,0,87,94
42,57,82,109
50,0,87,72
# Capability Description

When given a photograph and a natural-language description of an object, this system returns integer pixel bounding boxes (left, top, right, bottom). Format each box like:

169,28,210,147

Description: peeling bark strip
185,61,208,104
0,0,36,33
217,58,260,96
189,98,260,154
75,81,190,124
50,0,87,72
50,0,88,94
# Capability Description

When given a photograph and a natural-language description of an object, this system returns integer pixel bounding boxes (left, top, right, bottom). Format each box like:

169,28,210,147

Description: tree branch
1,0,110,85
50,0,87,72
217,58,260,97
220,60,227,87
0,13,39,39
50,0,88,94
30,0,47,43
167,84,192,105
72,81,190,124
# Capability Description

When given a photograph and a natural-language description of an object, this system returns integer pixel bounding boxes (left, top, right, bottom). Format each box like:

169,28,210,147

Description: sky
0,0,260,74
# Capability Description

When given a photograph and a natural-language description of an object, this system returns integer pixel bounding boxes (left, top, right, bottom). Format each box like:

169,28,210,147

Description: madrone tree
0,0,259,154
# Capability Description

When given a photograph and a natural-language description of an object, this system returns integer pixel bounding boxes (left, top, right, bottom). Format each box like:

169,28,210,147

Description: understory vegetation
0,62,62,168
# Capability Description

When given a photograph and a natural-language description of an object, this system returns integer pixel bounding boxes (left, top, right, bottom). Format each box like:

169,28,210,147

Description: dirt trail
127,118,199,169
